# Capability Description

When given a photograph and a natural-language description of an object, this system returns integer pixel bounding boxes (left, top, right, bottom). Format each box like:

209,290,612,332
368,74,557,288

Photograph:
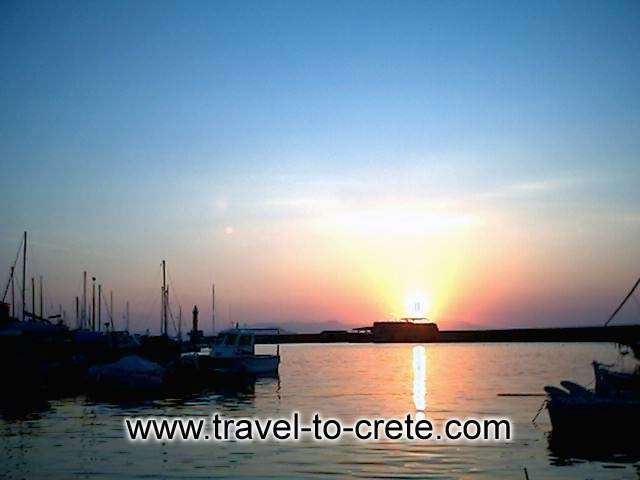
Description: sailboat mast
22,231,26,321
92,277,96,331
82,271,87,329
31,277,35,319
98,284,102,332
161,260,167,336
39,275,43,319
126,300,130,332
605,276,640,326
110,290,114,330
211,283,216,335
75,296,79,328
10,267,15,318
166,285,170,335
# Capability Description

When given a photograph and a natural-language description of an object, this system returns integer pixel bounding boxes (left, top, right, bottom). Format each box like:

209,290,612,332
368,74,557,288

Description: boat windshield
238,335,252,346
224,333,238,346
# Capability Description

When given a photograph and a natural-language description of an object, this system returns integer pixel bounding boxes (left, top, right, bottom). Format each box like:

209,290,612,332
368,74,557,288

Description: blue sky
1,1,639,332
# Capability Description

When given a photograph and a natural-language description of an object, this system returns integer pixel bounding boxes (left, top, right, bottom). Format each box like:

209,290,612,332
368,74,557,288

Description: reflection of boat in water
208,327,280,375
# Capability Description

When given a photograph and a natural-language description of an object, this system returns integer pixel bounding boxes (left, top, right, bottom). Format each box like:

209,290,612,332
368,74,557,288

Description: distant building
354,318,439,343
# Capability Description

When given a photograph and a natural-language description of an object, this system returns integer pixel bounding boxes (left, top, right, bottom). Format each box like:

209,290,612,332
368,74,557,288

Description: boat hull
547,398,640,433
210,354,280,375
545,383,640,436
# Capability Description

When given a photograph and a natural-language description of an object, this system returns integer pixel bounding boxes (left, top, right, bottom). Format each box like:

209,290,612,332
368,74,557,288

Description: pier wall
254,325,640,345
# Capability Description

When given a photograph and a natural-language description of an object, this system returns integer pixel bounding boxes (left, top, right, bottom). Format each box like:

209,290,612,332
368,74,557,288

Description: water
1,343,638,479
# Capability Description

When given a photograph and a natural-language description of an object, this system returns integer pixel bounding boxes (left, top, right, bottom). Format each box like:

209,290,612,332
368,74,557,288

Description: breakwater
254,324,640,344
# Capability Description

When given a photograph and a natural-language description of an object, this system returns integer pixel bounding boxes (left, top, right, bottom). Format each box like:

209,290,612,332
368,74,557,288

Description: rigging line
99,289,114,324
2,235,24,302
604,276,640,326
166,298,179,337
166,267,184,312
631,292,640,320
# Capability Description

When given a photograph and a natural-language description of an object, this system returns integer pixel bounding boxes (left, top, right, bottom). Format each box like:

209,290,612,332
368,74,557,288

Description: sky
1,1,640,333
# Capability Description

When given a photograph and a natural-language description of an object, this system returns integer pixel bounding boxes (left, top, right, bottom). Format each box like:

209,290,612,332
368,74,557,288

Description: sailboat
138,260,181,363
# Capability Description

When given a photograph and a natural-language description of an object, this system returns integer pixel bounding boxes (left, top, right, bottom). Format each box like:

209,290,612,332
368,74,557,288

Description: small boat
545,274,640,437
593,360,640,399
545,360,640,439
545,385,640,433
209,327,280,375
87,354,166,393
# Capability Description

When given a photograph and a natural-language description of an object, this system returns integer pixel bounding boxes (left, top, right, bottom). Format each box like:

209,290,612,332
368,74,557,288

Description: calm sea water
1,343,638,479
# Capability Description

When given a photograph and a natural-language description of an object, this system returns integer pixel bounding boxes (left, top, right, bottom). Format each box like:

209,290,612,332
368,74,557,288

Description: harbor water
1,343,637,479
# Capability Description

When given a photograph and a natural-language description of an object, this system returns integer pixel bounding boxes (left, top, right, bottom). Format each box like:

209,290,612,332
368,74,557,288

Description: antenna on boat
604,276,640,326
212,283,215,335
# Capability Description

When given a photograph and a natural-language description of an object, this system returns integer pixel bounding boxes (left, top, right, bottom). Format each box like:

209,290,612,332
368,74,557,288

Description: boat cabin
213,329,257,357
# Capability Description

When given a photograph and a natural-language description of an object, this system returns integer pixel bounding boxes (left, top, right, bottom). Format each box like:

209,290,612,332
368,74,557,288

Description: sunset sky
1,1,639,333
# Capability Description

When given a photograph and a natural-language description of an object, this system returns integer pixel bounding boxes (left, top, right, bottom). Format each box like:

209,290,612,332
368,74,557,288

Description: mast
82,271,87,329
98,284,102,332
178,304,182,341
31,277,35,319
92,277,96,331
126,300,130,332
110,290,114,330
10,267,15,318
161,260,167,336
212,283,215,335
75,296,79,328
605,276,640,326
39,275,43,319
22,231,26,321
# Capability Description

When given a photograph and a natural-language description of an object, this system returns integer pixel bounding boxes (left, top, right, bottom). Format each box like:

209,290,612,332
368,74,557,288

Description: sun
404,291,430,318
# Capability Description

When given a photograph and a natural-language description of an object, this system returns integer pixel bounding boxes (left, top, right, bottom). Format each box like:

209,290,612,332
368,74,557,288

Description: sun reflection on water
412,345,426,411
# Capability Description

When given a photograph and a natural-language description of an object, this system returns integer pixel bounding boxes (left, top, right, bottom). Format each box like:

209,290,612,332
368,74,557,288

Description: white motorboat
210,328,280,375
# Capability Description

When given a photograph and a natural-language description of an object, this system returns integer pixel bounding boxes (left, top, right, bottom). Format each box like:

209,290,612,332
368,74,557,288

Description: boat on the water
88,354,166,393
544,274,640,438
208,327,280,375
545,362,640,435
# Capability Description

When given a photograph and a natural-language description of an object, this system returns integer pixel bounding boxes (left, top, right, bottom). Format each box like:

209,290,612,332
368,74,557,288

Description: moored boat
544,274,640,439
87,354,166,393
208,327,280,375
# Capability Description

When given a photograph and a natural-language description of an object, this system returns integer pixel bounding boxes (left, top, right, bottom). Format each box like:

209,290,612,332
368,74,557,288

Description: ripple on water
0,343,637,479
